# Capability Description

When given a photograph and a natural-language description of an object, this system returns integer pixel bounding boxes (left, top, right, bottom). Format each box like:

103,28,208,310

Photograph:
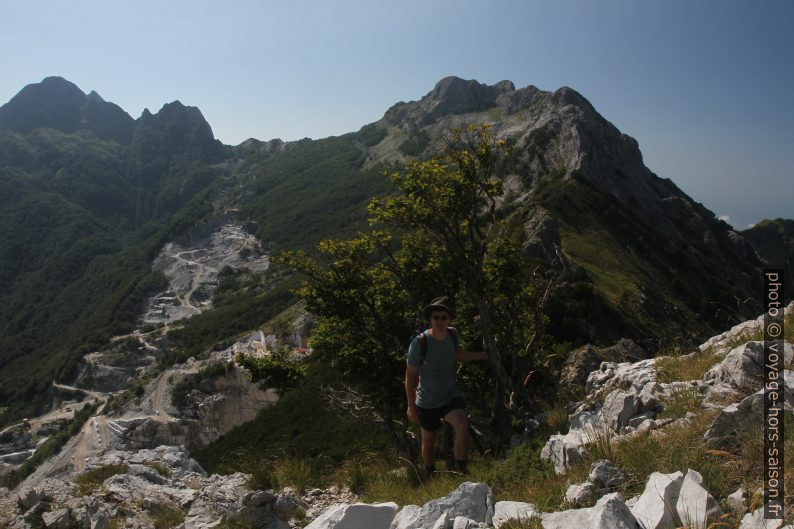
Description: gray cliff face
386,76,515,126
372,76,766,337
123,365,277,452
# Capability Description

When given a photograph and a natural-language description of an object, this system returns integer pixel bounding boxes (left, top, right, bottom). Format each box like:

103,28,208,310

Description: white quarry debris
145,223,269,325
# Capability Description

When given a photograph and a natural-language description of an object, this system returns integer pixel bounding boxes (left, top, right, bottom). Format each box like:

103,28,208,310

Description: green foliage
246,466,279,491
398,129,429,156
355,123,388,147
193,363,390,477
542,400,570,435
360,443,559,513
273,457,314,495
239,134,392,250
104,377,149,415
0,105,227,426
145,461,172,477
236,352,305,394
0,402,99,489
216,515,254,529
277,123,554,455
657,387,704,419
74,464,129,496
150,505,186,529
342,457,368,494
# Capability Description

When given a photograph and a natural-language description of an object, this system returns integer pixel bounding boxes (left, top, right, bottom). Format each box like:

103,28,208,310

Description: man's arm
456,350,488,362
405,365,420,423
405,365,419,405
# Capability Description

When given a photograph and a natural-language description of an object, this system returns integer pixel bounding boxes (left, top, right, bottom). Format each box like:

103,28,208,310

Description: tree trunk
474,298,512,397
383,400,416,460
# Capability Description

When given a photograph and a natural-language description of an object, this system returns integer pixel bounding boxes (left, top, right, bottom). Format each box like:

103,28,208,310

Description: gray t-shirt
407,330,459,409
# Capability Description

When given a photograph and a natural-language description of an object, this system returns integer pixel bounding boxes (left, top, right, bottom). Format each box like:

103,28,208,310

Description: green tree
278,124,561,454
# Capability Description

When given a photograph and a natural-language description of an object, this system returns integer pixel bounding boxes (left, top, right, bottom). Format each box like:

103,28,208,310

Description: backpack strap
419,328,460,367
418,331,429,367
448,327,460,352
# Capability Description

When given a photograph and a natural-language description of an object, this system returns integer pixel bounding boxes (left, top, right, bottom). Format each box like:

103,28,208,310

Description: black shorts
417,396,467,432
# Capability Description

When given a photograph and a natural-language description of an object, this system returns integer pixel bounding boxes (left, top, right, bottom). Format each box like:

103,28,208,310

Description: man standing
405,296,487,477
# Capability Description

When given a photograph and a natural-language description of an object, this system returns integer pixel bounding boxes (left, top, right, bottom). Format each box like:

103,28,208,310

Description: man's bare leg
444,408,469,472
421,427,437,473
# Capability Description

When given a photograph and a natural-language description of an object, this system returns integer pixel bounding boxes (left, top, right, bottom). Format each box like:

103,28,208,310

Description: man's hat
423,296,455,320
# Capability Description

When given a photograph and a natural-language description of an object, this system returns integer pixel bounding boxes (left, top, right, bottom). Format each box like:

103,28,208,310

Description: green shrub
657,387,704,419
74,464,129,496
236,353,305,393
245,464,278,491
151,505,185,529
145,461,172,477
216,515,254,529
398,130,430,156
274,458,315,495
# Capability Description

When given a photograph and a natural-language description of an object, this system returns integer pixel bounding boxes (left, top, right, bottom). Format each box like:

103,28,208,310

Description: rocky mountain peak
0,76,135,143
148,100,216,141
130,99,224,173
383,76,517,126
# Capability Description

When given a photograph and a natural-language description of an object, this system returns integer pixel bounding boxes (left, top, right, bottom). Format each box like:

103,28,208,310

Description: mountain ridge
0,74,790,429
0,76,136,144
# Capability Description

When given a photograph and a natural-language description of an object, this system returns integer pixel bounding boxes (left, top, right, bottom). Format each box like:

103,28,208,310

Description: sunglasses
431,315,449,321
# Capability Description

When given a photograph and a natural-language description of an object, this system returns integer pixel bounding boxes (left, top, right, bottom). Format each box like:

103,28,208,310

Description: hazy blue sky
1,0,791,228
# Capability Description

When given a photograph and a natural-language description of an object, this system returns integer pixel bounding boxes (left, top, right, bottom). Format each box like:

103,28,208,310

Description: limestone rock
273,490,299,519
601,390,640,432
491,501,538,528
629,471,684,529
540,431,591,475
390,505,422,529
727,487,747,513
451,516,485,529
739,506,793,529
586,359,657,396
561,339,645,388
675,468,721,528
638,382,663,411
389,482,493,529
430,511,451,529
541,492,640,528
703,341,793,392
565,481,595,506
522,206,563,268
90,510,109,529
42,508,70,529
588,459,627,489
704,371,794,448
305,502,398,529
